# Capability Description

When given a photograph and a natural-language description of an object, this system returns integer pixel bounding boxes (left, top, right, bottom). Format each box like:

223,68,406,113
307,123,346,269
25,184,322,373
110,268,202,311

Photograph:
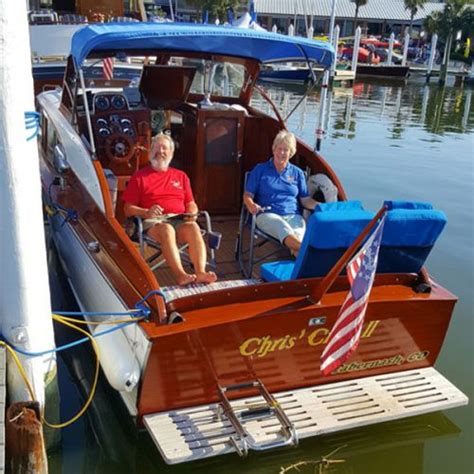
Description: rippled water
49,78,474,473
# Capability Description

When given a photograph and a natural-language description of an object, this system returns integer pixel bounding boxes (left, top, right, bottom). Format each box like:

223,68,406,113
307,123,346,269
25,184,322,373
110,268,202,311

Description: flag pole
309,205,387,304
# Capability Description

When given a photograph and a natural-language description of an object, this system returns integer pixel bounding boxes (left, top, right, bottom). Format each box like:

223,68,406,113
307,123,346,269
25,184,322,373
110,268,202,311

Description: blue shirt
245,159,309,216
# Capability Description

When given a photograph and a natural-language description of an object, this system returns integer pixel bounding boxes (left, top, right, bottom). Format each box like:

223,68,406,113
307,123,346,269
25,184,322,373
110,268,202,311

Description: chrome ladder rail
217,379,299,456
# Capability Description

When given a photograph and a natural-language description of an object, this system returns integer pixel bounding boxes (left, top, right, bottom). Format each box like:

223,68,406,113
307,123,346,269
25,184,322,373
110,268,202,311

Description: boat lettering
333,350,430,374
239,334,298,358
239,320,381,356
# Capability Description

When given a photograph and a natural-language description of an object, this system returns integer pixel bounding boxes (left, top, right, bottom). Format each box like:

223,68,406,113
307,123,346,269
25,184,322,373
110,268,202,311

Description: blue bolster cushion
379,200,447,273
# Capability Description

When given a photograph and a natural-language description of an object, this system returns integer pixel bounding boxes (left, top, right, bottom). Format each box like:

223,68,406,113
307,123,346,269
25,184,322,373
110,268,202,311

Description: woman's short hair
151,132,175,153
272,130,297,156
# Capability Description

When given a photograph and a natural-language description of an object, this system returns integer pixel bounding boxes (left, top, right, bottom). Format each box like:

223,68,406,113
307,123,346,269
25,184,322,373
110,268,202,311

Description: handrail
254,83,287,129
309,205,387,304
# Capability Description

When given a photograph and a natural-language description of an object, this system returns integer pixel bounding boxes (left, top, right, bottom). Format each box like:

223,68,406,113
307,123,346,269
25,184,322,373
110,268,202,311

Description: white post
351,26,361,74
288,23,294,36
137,0,147,21
316,70,330,151
462,89,471,130
0,0,57,408
387,32,395,65
328,0,337,44
169,0,175,22
427,33,438,82
272,24,277,33
307,26,314,39
331,24,340,76
402,32,410,66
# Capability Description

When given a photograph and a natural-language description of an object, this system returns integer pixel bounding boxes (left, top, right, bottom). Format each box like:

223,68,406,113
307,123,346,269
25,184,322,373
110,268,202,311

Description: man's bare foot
176,273,197,286
195,271,217,284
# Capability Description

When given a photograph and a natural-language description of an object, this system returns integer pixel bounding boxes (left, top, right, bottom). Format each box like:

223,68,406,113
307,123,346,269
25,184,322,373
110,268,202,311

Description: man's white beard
150,157,172,171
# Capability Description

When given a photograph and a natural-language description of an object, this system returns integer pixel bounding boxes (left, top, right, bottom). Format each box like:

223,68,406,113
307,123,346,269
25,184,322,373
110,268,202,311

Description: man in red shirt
123,133,217,286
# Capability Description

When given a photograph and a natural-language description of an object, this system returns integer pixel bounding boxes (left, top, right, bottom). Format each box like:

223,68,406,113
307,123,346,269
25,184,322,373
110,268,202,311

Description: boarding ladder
217,379,299,457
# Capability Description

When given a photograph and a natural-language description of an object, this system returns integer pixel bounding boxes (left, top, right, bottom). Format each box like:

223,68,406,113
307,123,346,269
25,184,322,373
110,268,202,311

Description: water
49,78,473,473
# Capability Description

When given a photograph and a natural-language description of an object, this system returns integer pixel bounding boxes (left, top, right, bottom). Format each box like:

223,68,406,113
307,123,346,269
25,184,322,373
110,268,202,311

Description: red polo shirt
122,166,194,214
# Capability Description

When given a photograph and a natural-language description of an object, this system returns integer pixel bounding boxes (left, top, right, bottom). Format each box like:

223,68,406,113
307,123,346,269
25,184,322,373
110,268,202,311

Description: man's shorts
255,213,306,244
143,216,189,232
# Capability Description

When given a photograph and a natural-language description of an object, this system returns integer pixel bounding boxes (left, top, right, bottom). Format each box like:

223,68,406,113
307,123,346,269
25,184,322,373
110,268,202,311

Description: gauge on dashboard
97,118,108,128
120,118,132,128
95,96,110,111
111,95,127,110
98,128,111,137
122,128,135,137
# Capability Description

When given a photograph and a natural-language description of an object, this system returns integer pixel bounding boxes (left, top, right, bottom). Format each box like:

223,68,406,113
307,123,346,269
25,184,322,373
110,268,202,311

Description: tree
423,0,473,84
188,0,240,23
404,0,427,38
352,0,369,35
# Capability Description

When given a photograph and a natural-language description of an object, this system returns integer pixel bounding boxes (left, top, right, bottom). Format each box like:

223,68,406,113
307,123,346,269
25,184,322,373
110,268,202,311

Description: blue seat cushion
260,260,294,282
260,200,447,281
379,200,447,273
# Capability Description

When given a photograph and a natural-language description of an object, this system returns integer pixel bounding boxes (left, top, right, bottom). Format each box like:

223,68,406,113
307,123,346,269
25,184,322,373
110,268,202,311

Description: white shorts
255,213,306,244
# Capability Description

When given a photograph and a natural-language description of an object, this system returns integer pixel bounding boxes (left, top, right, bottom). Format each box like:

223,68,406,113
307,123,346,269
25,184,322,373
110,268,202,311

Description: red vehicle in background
341,45,381,64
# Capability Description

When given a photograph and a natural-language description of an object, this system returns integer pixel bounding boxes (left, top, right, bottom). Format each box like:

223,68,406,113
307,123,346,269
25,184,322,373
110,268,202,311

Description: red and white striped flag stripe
320,215,386,375
102,57,114,80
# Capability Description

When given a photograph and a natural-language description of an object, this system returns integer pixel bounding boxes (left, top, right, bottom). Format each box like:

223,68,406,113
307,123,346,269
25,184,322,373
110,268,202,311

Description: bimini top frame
69,23,335,69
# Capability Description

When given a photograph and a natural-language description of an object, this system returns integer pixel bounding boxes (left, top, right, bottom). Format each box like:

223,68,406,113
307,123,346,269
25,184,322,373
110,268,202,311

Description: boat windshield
169,57,246,99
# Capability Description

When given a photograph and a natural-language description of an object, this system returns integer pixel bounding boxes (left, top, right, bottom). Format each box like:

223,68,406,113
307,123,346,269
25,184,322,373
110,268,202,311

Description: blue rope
1,321,135,357
2,295,161,357
54,309,143,317
25,111,41,141
134,289,167,318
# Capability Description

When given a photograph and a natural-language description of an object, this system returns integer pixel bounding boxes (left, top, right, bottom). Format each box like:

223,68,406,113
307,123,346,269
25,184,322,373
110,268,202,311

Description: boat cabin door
195,109,244,214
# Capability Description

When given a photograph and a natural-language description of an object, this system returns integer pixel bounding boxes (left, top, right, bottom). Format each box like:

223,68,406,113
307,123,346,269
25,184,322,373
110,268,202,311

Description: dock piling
5,402,47,474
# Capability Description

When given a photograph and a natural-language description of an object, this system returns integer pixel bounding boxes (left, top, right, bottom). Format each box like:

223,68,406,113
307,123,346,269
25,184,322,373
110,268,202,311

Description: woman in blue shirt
243,131,319,256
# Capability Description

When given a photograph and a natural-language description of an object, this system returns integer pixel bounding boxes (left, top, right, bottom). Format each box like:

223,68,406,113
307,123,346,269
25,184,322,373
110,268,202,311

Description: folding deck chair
127,211,221,272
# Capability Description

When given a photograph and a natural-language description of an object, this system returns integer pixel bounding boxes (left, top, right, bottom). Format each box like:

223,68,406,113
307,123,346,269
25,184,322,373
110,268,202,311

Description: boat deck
150,216,289,287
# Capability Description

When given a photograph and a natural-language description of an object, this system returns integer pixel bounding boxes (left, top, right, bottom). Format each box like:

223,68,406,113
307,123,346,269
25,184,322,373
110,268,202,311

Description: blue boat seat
260,200,447,282
377,200,447,273
261,201,373,282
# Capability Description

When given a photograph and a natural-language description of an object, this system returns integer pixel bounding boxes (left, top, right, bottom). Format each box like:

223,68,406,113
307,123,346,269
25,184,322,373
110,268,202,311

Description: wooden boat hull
138,279,456,417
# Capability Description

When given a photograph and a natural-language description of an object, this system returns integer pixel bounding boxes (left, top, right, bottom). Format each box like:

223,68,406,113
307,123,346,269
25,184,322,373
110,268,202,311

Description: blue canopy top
70,23,334,69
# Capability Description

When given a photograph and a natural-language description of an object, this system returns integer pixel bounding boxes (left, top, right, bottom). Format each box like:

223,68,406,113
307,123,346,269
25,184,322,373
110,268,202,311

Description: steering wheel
105,133,135,164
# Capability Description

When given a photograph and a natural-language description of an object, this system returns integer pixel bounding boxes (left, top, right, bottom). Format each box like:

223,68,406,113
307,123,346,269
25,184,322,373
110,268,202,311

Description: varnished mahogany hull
137,284,456,418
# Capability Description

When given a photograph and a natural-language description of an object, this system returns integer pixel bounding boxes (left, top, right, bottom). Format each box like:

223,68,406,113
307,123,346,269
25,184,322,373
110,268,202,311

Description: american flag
320,214,386,375
102,57,114,80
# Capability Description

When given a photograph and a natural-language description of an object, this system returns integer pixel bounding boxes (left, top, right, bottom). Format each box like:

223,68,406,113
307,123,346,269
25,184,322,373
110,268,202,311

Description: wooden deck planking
151,215,289,286
144,367,468,464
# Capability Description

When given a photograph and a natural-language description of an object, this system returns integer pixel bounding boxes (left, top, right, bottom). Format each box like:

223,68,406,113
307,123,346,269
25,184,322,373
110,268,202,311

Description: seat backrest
289,200,447,279
378,200,447,273
291,201,374,279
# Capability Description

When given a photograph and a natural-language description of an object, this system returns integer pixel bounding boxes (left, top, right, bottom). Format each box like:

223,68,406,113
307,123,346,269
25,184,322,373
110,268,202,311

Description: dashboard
92,93,137,139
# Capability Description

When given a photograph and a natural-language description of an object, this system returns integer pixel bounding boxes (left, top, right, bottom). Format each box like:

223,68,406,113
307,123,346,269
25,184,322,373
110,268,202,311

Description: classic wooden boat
37,23,467,464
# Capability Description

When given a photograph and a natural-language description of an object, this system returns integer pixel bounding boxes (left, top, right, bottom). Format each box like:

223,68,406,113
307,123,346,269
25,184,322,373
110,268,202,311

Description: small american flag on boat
102,57,114,80
320,213,386,375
